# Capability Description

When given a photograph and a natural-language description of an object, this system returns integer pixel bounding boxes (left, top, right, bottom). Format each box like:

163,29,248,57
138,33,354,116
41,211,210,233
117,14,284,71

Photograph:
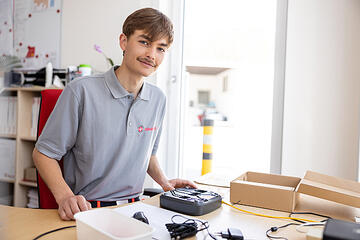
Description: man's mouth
137,57,156,68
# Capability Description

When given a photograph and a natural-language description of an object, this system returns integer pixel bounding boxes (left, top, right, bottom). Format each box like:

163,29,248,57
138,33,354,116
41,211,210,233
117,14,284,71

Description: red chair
36,89,63,209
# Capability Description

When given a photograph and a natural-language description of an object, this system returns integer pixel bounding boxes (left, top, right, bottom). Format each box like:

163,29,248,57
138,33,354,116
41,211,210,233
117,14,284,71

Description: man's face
120,30,169,77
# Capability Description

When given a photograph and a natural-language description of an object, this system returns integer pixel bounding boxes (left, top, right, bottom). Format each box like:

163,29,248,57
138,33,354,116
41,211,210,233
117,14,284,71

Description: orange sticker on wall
26,46,35,58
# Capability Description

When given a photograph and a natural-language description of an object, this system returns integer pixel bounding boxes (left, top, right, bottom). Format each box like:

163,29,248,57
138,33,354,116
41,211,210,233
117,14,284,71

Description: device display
160,188,222,216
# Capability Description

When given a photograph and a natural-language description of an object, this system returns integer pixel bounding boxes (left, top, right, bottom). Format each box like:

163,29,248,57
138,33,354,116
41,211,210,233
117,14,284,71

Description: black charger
219,228,244,240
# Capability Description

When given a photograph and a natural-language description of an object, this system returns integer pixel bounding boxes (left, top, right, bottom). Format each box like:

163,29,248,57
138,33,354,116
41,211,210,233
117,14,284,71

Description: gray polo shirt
35,66,166,201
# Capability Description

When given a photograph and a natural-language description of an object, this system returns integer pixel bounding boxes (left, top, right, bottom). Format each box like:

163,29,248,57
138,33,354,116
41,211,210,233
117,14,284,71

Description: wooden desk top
1,186,359,240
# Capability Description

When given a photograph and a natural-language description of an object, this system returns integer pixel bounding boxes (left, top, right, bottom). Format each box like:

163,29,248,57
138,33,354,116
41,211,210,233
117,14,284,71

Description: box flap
296,171,360,208
304,171,360,192
232,179,296,191
246,171,301,188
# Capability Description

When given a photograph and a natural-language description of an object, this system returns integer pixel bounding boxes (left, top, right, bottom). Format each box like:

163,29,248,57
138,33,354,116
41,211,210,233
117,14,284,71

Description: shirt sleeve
35,85,81,160
151,99,166,156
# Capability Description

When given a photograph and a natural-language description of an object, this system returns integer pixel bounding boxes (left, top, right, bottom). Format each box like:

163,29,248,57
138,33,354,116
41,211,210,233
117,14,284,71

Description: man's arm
147,155,197,191
32,148,91,220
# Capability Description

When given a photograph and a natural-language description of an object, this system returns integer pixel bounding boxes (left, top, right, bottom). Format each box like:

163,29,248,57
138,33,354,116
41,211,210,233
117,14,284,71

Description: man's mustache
137,57,156,67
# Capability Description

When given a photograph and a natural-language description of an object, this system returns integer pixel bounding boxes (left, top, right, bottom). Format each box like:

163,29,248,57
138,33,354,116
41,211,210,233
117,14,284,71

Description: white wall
282,0,360,180
61,0,157,72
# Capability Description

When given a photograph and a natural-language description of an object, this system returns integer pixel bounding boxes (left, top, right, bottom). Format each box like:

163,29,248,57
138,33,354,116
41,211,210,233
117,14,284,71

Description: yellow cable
221,201,318,223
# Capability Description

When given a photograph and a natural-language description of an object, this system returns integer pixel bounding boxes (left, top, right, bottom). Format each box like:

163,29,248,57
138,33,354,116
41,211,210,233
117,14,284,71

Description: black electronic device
4,68,67,87
160,188,222,216
132,211,149,224
323,219,360,240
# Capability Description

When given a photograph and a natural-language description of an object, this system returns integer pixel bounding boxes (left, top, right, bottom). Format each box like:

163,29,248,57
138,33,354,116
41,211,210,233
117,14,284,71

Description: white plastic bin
74,208,154,240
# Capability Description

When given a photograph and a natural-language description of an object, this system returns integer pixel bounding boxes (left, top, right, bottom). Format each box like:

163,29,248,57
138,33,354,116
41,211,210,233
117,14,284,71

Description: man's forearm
147,155,169,188
147,155,198,191
32,148,74,204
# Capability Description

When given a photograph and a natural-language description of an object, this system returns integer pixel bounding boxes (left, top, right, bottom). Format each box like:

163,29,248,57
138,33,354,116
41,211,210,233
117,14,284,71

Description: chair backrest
36,89,63,209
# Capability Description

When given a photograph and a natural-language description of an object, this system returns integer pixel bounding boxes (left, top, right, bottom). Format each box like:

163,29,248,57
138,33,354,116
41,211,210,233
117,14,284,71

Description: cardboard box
24,167,37,182
230,171,360,212
297,171,360,208
230,171,301,212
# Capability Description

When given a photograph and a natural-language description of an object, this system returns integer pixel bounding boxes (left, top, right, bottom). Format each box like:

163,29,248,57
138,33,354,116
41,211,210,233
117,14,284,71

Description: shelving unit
0,87,45,207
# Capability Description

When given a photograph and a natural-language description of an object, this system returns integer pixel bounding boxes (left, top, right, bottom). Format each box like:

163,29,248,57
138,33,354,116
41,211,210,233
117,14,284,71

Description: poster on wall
13,0,62,69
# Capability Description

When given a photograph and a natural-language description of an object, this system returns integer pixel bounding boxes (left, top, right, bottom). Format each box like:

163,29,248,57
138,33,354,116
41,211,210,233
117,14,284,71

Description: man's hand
57,194,92,220
33,149,91,221
147,155,198,192
161,178,198,192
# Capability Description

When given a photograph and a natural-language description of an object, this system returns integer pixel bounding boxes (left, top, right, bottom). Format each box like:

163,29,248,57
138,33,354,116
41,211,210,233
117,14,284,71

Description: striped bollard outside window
201,119,214,175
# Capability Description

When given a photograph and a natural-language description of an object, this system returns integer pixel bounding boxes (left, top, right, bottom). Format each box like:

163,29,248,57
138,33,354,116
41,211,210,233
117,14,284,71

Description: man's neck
114,65,144,98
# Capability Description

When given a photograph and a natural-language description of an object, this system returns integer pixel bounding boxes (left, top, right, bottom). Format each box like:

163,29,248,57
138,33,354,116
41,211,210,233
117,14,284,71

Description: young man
33,8,196,221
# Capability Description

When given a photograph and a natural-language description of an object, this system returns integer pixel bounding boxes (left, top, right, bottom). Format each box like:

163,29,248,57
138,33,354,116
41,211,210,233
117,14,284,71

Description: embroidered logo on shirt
138,125,157,133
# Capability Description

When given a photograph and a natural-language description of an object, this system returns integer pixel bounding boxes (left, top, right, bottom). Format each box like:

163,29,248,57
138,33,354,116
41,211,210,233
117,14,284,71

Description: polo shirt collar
104,66,150,101
138,82,150,101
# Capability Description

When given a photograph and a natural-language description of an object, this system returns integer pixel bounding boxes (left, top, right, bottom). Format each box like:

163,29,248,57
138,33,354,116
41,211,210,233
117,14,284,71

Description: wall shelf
19,180,37,188
0,134,16,139
20,136,37,142
0,178,15,184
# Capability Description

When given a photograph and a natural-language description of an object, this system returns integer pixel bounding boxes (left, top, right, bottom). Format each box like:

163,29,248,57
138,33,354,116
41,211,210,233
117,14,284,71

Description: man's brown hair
123,8,174,45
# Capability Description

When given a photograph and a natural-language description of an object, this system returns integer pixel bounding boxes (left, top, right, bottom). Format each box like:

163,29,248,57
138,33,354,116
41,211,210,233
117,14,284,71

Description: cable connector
220,228,244,240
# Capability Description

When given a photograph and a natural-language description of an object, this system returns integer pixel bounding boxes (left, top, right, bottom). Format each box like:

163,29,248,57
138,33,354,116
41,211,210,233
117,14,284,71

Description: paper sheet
194,172,233,188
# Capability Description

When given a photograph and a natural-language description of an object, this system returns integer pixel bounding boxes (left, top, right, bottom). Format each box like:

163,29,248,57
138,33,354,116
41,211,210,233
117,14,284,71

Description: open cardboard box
230,171,360,212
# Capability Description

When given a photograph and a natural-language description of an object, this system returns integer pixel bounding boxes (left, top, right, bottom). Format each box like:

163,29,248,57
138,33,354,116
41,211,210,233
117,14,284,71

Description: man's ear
119,33,127,51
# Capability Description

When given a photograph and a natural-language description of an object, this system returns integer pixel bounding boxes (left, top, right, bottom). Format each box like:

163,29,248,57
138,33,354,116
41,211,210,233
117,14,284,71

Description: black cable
265,211,331,239
265,223,300,240
32,225,76,240
170,189,212,202
231,200,291,239
289,211,332,222
168,214,217,240
288,211,331,224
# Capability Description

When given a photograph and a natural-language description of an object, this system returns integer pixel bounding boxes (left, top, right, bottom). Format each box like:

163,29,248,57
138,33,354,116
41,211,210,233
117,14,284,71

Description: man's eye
158,48,165,53
140,40,149,46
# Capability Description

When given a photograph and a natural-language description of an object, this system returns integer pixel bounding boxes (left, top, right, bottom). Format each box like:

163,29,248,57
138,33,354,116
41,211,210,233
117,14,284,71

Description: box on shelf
27,189,38,208
24,167,37,182
0,96,17,135
230,171,360,212
30,97,40,137
0,195,13,205
0,138,16,181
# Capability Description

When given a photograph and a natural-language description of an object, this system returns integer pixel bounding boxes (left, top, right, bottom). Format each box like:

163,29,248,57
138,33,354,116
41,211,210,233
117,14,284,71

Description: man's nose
146,47,156,60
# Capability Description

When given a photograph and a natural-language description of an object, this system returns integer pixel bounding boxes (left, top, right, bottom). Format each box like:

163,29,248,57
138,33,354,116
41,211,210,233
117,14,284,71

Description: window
180,0,278,180
198,91,210,105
